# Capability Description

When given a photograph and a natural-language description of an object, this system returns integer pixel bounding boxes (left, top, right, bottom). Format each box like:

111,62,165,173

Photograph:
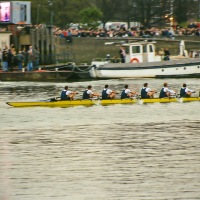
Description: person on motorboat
121,84,137,99
102,84,117,99
164,48,170,60
82,85,100,100
180,83,195,97
159,82,176,98
119,46,126,63
61,86,78,100
141,83,156,99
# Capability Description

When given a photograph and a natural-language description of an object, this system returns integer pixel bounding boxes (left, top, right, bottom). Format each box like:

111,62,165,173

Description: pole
50,8,53,26
199,0,200,20
48,0,53,26
36,4,40,25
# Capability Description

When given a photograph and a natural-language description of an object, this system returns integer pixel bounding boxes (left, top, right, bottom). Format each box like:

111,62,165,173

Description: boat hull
0,71,73,82
89,58,200,78
6,97,200,107
139,98,178,103
100,98,137,105
6,99,96,107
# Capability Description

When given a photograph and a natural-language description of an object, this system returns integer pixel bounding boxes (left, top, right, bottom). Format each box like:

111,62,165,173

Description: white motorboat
89,40,200,78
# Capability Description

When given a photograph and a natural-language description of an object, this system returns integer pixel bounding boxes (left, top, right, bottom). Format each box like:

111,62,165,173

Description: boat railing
92,57,121,63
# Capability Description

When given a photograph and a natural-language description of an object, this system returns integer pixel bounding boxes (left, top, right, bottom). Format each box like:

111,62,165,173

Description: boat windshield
132,46,141,54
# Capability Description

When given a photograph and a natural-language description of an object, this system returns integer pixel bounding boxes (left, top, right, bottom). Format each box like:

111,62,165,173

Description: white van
105,22,128,30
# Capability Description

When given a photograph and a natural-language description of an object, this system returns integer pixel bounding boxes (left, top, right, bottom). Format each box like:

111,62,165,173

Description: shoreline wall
58,37,200,64
18,28,200,65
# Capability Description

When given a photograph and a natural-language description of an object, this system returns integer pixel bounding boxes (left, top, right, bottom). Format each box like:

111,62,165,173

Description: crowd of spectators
1,22,200,39
0,44,40,72
52,22,200,39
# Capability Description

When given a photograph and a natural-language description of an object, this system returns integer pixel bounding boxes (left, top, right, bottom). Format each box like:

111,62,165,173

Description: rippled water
0,78,200,200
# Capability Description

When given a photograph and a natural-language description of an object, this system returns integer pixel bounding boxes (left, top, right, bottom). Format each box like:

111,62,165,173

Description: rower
102,84,116,99
82,85,100,99
159,82,176,98
141,83,156,98
121,84,137,99
60,86,78,100
180,83,195,97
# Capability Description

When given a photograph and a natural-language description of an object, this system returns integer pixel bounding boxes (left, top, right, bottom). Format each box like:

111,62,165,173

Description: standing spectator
12,50,18,70
22,48,28,69
0,48,2,68
33,47,40,69
2,48,8,71
164,48,170,60
17,51,24,70
29,45,33,52
27,50,34,71
7,49,13,71
119,46,126,63
66,29,73,42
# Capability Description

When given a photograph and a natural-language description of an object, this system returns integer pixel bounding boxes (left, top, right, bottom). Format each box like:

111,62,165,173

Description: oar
42,96,60,102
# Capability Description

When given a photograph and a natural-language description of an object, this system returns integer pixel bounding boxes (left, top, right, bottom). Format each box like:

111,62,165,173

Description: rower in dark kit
159,82,176,98
121,84,137,99
102,84,117,99
82,85,100,99
180,83,195,97
60,86,78,100
141,83,156,99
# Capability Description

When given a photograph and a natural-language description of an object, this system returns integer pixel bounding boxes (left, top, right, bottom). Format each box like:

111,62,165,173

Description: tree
174,0,199,24
20,0,200,28
130,0,168,28
53,0,90,27
93,0,123,27
79,7,103,29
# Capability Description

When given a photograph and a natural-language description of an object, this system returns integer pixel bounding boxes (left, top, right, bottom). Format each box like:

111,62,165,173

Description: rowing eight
6,97,200,108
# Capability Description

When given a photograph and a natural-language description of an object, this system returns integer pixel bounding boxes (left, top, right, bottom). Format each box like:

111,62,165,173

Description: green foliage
26,0,200,28
179,22,188,28
79,7,103,28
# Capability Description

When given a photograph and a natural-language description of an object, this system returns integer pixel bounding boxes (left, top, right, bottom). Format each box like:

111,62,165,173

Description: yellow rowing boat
6,97,200,107
178,97,200,103
100,98,137,105
6,99,95,108
139,98,178,103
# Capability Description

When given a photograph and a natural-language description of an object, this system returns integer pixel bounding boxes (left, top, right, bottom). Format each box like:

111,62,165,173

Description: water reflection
0,79,200,200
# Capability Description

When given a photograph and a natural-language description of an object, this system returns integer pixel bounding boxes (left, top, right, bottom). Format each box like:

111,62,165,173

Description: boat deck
100,58,200,69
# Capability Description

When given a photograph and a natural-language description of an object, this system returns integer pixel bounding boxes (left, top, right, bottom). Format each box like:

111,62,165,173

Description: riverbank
60,36,200,64
0,70,73,82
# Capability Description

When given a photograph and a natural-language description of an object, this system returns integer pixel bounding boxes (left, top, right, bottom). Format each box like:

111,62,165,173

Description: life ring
130,58,139,63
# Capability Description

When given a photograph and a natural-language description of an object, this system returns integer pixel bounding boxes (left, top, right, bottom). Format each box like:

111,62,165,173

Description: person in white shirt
121,84,137,99
141,83,156,98
159,82,176,98
60,86,78,100
82,85,100,99
102,84,117,99
119,46,126,63
180,83,195,97
0,48,2,67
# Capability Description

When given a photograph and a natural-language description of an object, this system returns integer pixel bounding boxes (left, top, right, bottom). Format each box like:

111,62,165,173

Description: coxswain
82,85,100,99
102,84,117,99
121,84,137,99
141,83,156,98
159,82,176,98
180,83,195,97
60,86,78,100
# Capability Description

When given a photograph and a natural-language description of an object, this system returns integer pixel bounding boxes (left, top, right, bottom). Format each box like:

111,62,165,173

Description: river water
0,78,200,200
